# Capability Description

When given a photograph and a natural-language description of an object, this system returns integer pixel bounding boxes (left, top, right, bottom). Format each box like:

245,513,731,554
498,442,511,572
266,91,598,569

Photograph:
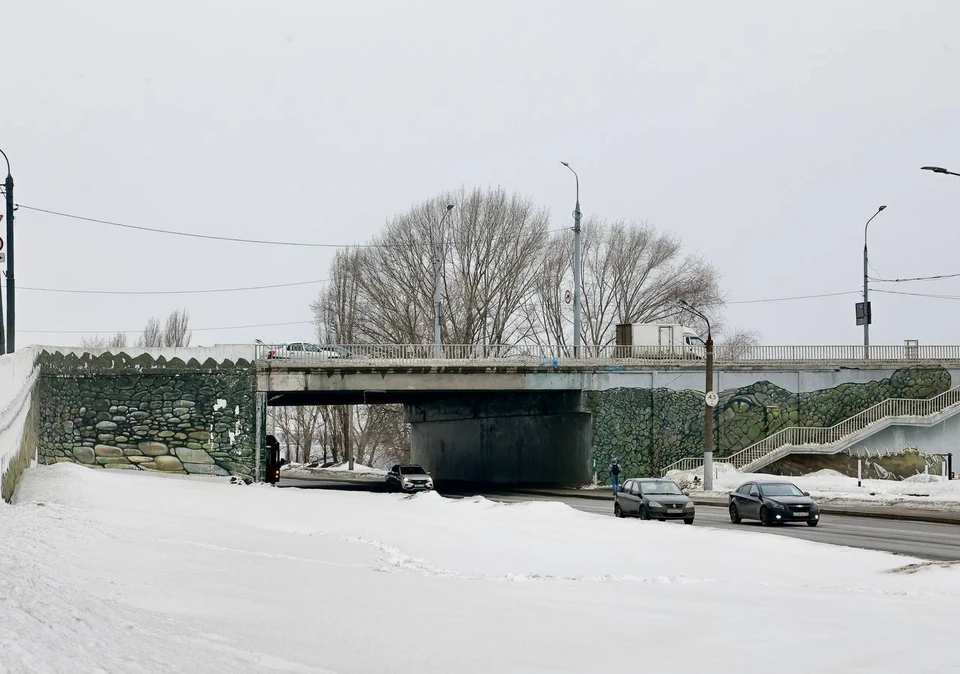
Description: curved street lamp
679,299,715,491
0,147,11,355
921,166,960,178
560,161,582,357
434,204,455,359
862,205,887,359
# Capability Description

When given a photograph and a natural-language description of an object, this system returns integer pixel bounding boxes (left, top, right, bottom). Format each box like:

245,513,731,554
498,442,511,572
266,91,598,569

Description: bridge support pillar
404,392,592,487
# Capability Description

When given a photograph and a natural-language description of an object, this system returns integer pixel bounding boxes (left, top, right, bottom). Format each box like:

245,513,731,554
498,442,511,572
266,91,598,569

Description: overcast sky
4,0,959,348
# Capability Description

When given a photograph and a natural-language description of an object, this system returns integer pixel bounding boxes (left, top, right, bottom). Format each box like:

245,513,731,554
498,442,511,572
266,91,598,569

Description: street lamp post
861,205,887,359
434,204,455,359
0,148,12,355
679,299,715,491
561,162,582,358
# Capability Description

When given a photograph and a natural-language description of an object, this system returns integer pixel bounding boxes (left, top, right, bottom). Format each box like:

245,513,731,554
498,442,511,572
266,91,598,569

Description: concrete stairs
661,385,960,476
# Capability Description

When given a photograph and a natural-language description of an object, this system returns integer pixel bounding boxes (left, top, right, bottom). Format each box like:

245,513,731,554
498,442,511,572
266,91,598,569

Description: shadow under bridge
257,366,592,487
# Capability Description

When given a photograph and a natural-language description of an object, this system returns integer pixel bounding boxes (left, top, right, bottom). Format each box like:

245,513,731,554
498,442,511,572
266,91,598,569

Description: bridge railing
254,342,960,363
660,384,960,476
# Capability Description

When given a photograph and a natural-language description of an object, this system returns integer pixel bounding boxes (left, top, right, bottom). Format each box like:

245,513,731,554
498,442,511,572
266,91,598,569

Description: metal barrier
255,342,960,364
661,385,960,476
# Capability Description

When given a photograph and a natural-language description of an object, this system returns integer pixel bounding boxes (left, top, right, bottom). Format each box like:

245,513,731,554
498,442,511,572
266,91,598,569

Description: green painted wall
36,352,258,478
585,365,951,481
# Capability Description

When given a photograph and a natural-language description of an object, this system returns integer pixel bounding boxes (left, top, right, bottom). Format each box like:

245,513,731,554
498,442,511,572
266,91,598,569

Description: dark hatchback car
615,478,695,524
385,464,434,493
728,480,820,527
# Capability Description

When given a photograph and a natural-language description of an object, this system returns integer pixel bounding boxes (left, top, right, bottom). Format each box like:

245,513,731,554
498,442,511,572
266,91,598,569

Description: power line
24,287,960,335
18,205,388,248
727,290,860,305
18,204,570,249
7,278,329,296
870,272,960,283
19,319,315,335
873,289,960,301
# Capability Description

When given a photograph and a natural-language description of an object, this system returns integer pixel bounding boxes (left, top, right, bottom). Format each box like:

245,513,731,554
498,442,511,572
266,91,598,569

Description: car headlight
426,481,433,488
684,501,695,510
647,501,663,509
402,478,411,485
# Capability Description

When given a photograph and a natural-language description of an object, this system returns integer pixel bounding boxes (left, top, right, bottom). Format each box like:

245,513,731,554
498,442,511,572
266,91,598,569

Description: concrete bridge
3,343,960,499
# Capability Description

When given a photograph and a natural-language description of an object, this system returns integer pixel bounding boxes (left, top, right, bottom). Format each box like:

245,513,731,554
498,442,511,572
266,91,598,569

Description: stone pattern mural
36,351,257,477
585,365,952,481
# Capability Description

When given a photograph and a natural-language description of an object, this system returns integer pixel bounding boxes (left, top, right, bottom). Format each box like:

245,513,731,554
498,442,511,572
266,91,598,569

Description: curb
504,488,960,526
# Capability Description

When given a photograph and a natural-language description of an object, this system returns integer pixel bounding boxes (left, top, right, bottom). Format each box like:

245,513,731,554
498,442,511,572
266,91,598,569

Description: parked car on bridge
614,478,695,524
265,343,351,360
728,480,820,526
385,464,434,493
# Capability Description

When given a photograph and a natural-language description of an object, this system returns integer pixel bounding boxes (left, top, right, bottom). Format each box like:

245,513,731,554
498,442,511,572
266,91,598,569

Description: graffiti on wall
586,365,951,480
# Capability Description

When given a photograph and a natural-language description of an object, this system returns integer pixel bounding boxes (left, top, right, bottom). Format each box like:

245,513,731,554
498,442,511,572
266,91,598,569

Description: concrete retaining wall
0,349,41,502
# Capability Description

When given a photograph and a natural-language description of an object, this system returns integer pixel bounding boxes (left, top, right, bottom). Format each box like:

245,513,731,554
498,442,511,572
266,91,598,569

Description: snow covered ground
285,461,387,479
666,464,960,510
3,464,960,673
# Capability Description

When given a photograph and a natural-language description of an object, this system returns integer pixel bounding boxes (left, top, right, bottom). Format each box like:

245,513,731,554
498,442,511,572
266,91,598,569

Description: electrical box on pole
855,302,871,326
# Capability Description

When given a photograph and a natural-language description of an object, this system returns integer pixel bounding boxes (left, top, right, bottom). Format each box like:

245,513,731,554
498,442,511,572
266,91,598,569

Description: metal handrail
661,384,960,476
255,342,960,364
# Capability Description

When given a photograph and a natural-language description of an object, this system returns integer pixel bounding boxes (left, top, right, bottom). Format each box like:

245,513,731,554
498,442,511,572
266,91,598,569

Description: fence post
857,459,862,488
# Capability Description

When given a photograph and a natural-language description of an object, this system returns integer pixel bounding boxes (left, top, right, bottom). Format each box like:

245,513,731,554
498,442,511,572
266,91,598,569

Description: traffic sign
0,252,5,264
0,236,4,250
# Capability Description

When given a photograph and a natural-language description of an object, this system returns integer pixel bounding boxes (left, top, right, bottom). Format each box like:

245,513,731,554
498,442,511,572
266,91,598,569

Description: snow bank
0,347,40,501
3,463,960,673
667,465,960,509
287,461,387,478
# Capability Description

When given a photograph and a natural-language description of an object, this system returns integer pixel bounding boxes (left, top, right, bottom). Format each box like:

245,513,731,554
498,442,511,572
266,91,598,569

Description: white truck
614,323,706,359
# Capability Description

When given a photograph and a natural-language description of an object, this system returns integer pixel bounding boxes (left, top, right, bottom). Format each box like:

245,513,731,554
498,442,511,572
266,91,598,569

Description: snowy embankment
3,463,960,673
286,461,387,480
666,463,960,510
0,348,40,500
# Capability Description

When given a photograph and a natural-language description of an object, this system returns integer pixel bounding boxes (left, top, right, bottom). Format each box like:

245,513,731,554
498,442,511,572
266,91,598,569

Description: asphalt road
278,475,960,561
466,491,960,561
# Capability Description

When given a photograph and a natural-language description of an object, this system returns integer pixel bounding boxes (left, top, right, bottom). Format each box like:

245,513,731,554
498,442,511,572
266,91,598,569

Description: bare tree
81,332,128,349
136,310,192,348
718,328,761,360
273,405,324,463
138,317,163,347
313,186,549,347
163,309,192,347
526,219,724,350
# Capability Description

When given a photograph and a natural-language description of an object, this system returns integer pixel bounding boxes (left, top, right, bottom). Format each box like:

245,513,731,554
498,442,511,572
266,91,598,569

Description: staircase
660,385,960,477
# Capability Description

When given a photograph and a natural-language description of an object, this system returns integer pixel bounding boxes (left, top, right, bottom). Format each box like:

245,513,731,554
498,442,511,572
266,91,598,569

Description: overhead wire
869,271,960,283
7,278,330,295
17,204,569,249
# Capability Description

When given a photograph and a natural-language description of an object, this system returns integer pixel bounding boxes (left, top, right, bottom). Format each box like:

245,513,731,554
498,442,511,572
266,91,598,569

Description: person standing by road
610,459,621,494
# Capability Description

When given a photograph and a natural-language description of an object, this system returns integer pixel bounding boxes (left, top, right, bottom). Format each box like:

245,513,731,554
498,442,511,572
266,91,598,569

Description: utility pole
561,162,582,357
861,205,886,359
434,204,454,359
0,148,11,355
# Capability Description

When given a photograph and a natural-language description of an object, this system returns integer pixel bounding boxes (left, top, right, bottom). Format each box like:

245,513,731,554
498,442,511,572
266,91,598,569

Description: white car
266,343,350,360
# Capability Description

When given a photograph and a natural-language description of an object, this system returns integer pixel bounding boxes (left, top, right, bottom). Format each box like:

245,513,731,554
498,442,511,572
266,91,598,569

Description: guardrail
254,342,960,364
661,384,960,476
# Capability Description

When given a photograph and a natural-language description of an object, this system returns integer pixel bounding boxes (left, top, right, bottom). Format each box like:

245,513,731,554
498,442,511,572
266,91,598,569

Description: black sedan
728,480,820,527
614,478,695,524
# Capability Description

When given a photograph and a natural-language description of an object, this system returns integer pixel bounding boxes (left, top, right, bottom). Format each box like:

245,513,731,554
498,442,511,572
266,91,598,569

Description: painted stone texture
35,351,257,478
585,365,952,480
